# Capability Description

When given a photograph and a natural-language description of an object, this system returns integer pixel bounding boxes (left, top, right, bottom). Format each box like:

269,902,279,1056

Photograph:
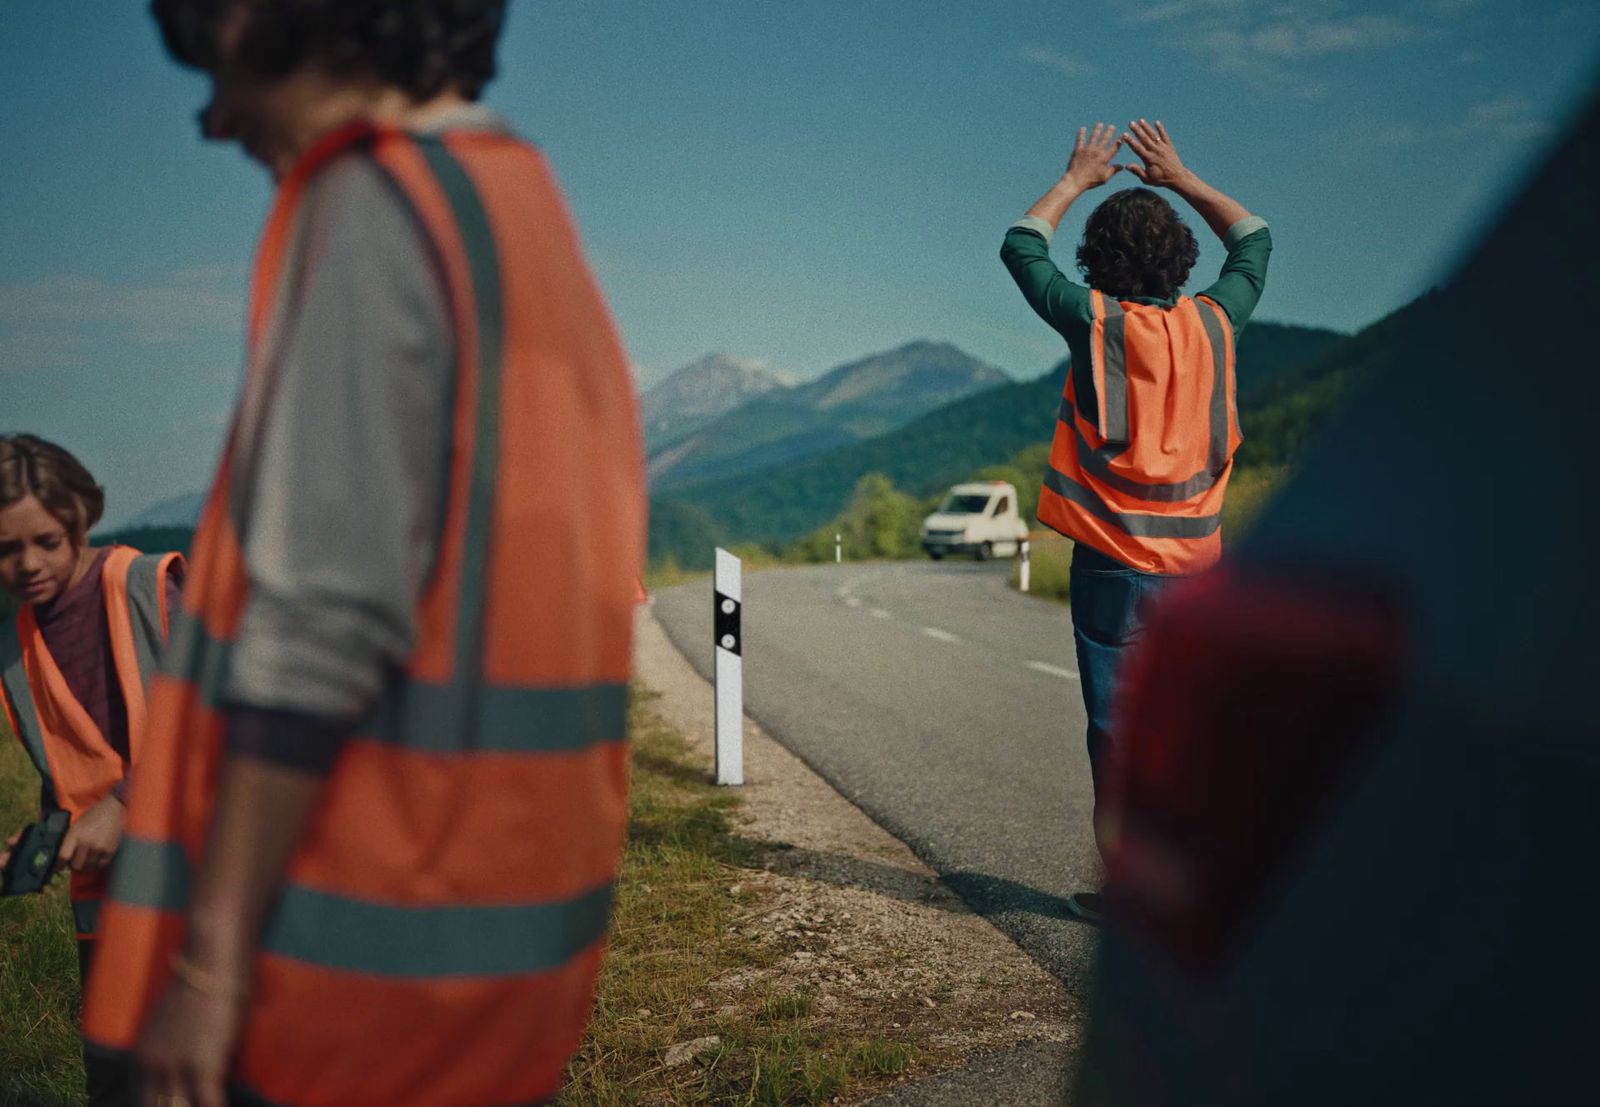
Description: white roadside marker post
1019,539,1031,593
835,533,842,564
713,547,744,786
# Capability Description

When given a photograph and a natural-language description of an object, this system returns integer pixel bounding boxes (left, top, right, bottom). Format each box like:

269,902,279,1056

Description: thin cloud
1127,0,1248,26
1457,96,1556,140
1128,2,1433,97
1180,29,1326,97
1372,124,1425,147
0,267,246,370
0,329,96,374
1340,99,1555,161
1251,15,1422,57
1187,13,1423,67
1020,46,1095,77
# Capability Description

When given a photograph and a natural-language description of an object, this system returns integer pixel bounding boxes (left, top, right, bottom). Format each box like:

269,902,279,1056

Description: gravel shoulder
634,607,1079,1104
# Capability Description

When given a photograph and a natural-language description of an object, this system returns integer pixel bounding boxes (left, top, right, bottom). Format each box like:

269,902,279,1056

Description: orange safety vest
1037,289,1241,575
83,124,644,1107
0,547,183,937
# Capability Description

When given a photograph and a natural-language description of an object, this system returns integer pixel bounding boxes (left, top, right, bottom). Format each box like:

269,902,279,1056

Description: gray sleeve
224,155,454,722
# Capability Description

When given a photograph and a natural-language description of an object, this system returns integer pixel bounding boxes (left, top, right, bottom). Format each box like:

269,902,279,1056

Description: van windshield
939,493,993,515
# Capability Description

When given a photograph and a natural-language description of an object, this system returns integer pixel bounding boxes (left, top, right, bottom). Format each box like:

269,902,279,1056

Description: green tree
791,472,925,562
647,500,726,570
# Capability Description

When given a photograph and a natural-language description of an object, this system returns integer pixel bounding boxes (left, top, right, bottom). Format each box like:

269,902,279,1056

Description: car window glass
940,494,992,514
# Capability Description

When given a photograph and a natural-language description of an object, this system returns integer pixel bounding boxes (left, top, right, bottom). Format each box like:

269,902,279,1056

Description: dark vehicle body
1081,85,1600,1107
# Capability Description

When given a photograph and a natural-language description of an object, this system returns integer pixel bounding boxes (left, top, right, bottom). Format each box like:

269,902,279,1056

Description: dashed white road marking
1026,660,1080,680
869,608,892,619
844,596,863,608
921,626,959,643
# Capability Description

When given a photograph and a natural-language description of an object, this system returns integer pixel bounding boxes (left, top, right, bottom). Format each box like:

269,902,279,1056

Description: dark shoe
1067,891,1104,925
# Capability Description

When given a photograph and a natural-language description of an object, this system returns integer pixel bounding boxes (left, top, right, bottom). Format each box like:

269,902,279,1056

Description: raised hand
1063,123,1125,190
1123,119,1192,190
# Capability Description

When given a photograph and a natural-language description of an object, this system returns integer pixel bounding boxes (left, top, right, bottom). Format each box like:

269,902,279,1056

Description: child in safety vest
1001,121,1271,925
0,433,184,1107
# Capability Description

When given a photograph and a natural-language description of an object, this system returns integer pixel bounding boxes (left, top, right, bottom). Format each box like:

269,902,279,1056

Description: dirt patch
633,608,1080,1100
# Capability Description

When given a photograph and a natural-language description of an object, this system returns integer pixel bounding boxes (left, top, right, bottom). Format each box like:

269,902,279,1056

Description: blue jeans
1069,544,1179,827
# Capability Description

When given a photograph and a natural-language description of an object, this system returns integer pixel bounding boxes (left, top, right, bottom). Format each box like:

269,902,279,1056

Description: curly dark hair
150,0,509,101
1076,188,1200,301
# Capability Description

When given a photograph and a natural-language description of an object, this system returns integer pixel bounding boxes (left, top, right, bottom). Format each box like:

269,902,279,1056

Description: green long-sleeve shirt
1000,212,1273,378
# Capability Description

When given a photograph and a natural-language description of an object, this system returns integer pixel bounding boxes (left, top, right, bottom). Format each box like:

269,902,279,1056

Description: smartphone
1,810,70,896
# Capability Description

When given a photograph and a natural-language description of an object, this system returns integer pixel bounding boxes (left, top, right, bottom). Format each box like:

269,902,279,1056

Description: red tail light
1102,564,1405,971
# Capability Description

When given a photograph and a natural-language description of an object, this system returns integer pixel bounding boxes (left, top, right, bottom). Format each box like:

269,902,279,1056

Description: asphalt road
653,559,1100,993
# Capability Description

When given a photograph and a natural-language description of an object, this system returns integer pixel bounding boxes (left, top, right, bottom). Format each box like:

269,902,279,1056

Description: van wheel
928,550,944,561
976,542,993,561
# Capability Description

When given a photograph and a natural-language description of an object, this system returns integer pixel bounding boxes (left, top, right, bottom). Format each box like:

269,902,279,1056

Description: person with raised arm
1001,121,1271,925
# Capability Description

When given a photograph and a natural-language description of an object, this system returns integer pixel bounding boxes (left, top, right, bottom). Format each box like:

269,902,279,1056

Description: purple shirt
31,547,179,804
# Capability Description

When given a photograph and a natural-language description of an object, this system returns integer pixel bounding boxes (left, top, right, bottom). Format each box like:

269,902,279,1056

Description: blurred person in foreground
1,434,185,1106
1078,85,1600,1107
1000,122,1270,924
80,4,645,1106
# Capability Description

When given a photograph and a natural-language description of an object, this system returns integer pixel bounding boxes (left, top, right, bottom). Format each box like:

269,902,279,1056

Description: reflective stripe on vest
0,548,181,936
0,618,56,801
1037,292,1240,575
83,124,644,1107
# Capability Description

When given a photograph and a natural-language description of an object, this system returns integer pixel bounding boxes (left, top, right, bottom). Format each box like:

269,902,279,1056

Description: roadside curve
652,560,1103,994
633,605,1079,1104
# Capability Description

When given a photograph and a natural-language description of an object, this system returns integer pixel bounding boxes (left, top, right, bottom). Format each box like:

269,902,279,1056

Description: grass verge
0,720,86,1107
2,695,916,1107
560,688,919,1105
1011,531,1074,605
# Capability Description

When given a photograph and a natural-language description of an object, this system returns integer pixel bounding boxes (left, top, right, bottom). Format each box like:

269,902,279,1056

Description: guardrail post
713,548,744,786
835,533,842,564
1019,539,1031,593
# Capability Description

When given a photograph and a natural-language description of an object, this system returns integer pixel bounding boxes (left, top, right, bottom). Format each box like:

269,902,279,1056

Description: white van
920,481,1030,560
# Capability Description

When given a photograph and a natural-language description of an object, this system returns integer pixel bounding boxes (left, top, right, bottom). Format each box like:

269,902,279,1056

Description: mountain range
644,340,1009,490
641,353,791,453
94,309,1376,573
650,318,1354,566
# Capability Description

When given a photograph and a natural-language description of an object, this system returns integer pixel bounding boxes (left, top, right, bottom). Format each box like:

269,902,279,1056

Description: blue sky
2,1,1596,524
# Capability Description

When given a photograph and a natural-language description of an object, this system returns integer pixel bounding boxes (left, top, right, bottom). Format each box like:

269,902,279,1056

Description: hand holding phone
1,811,71,896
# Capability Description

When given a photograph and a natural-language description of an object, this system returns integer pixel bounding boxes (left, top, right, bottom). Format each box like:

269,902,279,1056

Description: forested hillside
1234,293,1434,468
0,313,1385,590
649,341,1008,490
97,526,195,557
650,317,1350,567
